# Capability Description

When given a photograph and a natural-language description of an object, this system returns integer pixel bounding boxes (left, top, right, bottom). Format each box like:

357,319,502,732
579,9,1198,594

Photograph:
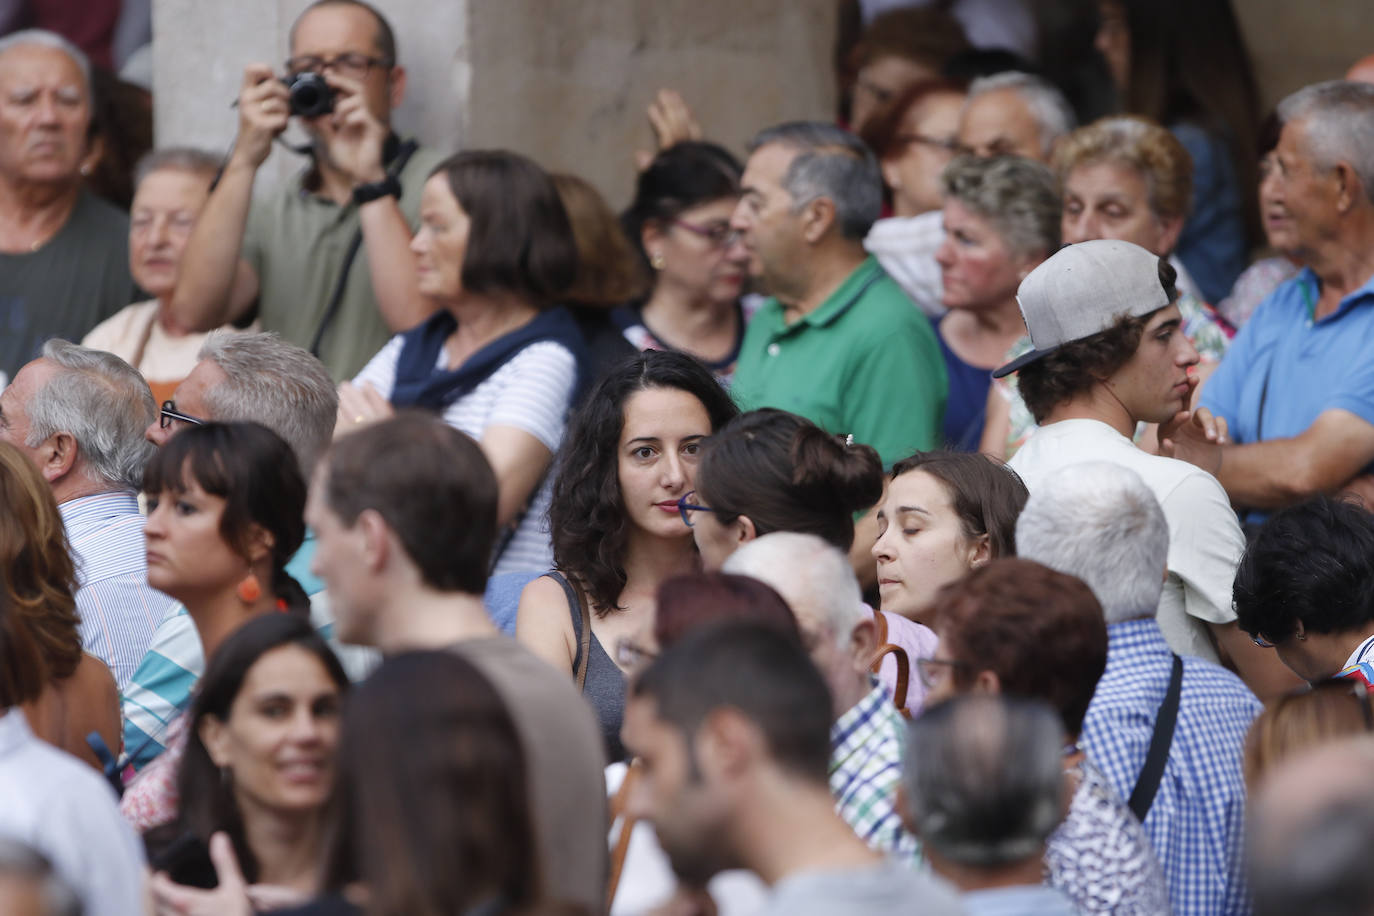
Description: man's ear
387,65,408,110
971,668,1002,695
356,507,391,572
696,707,761,783
1155,212,1186,257
850,616,879,671
800,196,838,244
35,432,79,485
1334,161,1362,215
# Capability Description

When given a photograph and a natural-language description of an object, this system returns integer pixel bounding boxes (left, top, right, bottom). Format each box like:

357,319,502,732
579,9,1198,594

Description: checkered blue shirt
1081,618,1260,916
60,492,178,692
829,680,920,863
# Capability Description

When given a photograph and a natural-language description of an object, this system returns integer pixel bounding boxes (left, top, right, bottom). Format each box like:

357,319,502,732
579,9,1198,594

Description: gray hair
25,341,156,492
0,29,92,101
1015,462,1169,624
747,121,883,240
904,694,1065,867
0,838,82,916
941,154,1061,256
197,331,338,474
1277,80,1374,206
133,147,222,190
722,531,866,649
967,72,1077,157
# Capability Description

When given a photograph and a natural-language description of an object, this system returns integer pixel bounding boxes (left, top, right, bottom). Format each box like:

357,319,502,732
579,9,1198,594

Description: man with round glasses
167,0,446,379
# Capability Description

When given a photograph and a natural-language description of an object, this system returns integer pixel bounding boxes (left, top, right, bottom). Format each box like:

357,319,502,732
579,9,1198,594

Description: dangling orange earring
236,573,262,604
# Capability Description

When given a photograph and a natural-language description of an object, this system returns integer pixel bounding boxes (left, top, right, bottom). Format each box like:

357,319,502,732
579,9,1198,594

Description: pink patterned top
119,714,187,832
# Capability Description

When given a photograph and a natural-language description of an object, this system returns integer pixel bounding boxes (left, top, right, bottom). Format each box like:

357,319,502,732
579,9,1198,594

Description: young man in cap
998,239,1298,700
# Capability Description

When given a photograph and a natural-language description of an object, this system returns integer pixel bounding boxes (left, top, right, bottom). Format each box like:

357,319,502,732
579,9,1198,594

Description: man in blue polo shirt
1166,81,1374,524
729,121,947,467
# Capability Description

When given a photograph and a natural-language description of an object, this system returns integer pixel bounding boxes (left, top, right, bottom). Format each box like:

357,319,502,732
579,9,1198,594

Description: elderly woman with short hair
933,154,1059,450
981,115,1232,460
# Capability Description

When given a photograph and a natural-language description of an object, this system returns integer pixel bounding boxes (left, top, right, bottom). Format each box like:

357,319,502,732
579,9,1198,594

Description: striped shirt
1081,618,1260,916
60,491,176,691
354,335,577,577
829,680,920,863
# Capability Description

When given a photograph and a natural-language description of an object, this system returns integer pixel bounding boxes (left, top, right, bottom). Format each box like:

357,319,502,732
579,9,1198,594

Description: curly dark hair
550,351,738,615
1017,254,1178,423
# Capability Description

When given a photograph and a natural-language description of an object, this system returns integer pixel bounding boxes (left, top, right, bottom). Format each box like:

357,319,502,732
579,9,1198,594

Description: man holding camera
169,0,445,379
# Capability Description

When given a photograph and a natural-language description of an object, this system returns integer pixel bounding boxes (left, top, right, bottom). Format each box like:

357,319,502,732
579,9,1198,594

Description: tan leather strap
870,609,912,718
572,577,592,693
606,759,642,910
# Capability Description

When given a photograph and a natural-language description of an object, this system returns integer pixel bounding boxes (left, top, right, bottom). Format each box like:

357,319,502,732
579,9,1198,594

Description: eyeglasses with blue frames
159,400,207,430
1251,632,1277,649
676,490,713,527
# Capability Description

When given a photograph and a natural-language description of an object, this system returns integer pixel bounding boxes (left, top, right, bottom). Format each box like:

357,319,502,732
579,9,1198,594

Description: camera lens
285,72,334,119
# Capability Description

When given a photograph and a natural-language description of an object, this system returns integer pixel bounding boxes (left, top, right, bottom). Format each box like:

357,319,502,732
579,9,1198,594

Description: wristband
352,173,401,205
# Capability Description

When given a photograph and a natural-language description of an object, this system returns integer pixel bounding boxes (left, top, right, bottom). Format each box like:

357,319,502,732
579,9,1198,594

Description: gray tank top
550,572,627,762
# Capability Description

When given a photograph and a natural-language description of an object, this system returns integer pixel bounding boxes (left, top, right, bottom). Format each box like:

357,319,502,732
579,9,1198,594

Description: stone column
151,0,834,204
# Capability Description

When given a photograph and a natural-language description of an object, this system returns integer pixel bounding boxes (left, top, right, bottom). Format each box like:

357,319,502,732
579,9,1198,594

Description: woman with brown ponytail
122,421,310,831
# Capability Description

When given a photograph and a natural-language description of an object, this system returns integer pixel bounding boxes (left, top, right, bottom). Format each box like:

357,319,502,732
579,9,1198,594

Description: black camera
283,71,334,118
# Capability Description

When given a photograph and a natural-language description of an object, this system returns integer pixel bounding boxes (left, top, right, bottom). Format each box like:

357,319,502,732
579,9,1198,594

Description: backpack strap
1129,653,1183,821
606,759,642,910
869,608,911,718
549,572,593,693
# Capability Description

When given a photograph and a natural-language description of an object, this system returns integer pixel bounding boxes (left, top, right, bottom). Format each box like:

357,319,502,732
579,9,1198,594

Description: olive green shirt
732,256,947,467
242,142,447,379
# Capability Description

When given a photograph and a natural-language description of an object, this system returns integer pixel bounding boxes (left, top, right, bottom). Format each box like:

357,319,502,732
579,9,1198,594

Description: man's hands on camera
322,72,389,185
233,63,291,169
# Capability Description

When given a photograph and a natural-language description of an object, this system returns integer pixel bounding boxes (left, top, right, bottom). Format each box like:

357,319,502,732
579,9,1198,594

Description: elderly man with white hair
1017,461,1261,916
723,531,918,862
0,30,135,383
0,340,170,691
956,71,1076,162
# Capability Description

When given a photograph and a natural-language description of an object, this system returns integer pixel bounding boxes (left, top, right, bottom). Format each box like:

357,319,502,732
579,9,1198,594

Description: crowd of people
3,0,1374,914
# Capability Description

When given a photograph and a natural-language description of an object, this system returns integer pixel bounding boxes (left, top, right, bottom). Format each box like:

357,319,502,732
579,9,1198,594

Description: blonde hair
1051,115,1193,221
0,443,81,681
1244,682,1374,790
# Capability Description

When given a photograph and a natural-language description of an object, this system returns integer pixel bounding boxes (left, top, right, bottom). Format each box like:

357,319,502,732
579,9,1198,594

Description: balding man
956,71,1075,162
0,30,135,382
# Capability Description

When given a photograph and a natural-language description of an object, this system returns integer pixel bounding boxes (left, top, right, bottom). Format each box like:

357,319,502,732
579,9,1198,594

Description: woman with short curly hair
515,350,738,760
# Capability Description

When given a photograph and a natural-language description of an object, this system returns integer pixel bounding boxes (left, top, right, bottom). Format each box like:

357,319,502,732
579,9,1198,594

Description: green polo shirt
732,256,947,467
242,142,448,380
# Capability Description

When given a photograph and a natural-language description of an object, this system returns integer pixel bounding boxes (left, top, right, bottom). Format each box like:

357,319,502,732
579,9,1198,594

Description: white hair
722,531,866,647
26,340,156,492
967,71,1076,157
1014,462,1168,625
1278,80,1374,206
197,331,338,474
0,29,92,100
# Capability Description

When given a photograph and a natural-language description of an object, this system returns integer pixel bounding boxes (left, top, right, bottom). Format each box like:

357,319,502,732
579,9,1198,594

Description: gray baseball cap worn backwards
992,239,1173,379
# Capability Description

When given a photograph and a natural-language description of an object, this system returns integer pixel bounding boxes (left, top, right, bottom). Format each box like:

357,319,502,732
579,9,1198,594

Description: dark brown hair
325,413,497,595
175,614,349,882
0,441,81,681
142,422,309,611
320,651,539,915
621,141,743,281
432,150,578,309
850,6,970,73
553,172,648,308
860,78,967,162
654,572,800,651
695,409,883,552
551,351,739,615
933,559,1108,738
0,590,46,709
890,452,1028,559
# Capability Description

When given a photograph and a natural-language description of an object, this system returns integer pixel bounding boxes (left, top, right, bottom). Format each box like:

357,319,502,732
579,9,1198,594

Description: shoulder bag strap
1129,653,1183,822
868,609,911,718
606,759,642,910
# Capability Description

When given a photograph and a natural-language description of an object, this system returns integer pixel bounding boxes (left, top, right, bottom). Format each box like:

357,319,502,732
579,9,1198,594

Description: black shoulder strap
1129,653,1183,821
308,138,420,357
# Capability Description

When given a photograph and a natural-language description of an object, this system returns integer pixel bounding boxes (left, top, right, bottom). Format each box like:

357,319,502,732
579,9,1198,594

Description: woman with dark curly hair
0,442,120,770
515,351,737,760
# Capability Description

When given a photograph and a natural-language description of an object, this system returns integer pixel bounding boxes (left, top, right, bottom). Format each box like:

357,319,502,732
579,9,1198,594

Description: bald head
1347,54,1374,86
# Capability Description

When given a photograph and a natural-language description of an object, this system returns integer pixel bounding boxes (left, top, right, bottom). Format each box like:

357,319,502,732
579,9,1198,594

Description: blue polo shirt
1200,267,1374,515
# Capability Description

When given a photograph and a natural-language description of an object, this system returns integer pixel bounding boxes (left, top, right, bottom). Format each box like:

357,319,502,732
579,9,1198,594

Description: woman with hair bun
682,408,935,713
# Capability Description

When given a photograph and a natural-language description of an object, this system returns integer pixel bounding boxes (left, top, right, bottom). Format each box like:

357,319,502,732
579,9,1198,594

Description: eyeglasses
615,638,659,672
915,656,970,690
896,133,959,154
672,219,737,249
676,490,713,528
159,400,206,430
284,52,393,81
1251,632,1278,649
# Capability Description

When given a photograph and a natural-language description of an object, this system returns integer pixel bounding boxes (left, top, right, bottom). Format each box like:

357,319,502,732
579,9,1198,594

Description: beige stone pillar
151,0,835,204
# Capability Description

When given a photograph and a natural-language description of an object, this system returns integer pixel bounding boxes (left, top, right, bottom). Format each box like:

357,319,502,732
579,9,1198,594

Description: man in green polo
730,122,946,466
